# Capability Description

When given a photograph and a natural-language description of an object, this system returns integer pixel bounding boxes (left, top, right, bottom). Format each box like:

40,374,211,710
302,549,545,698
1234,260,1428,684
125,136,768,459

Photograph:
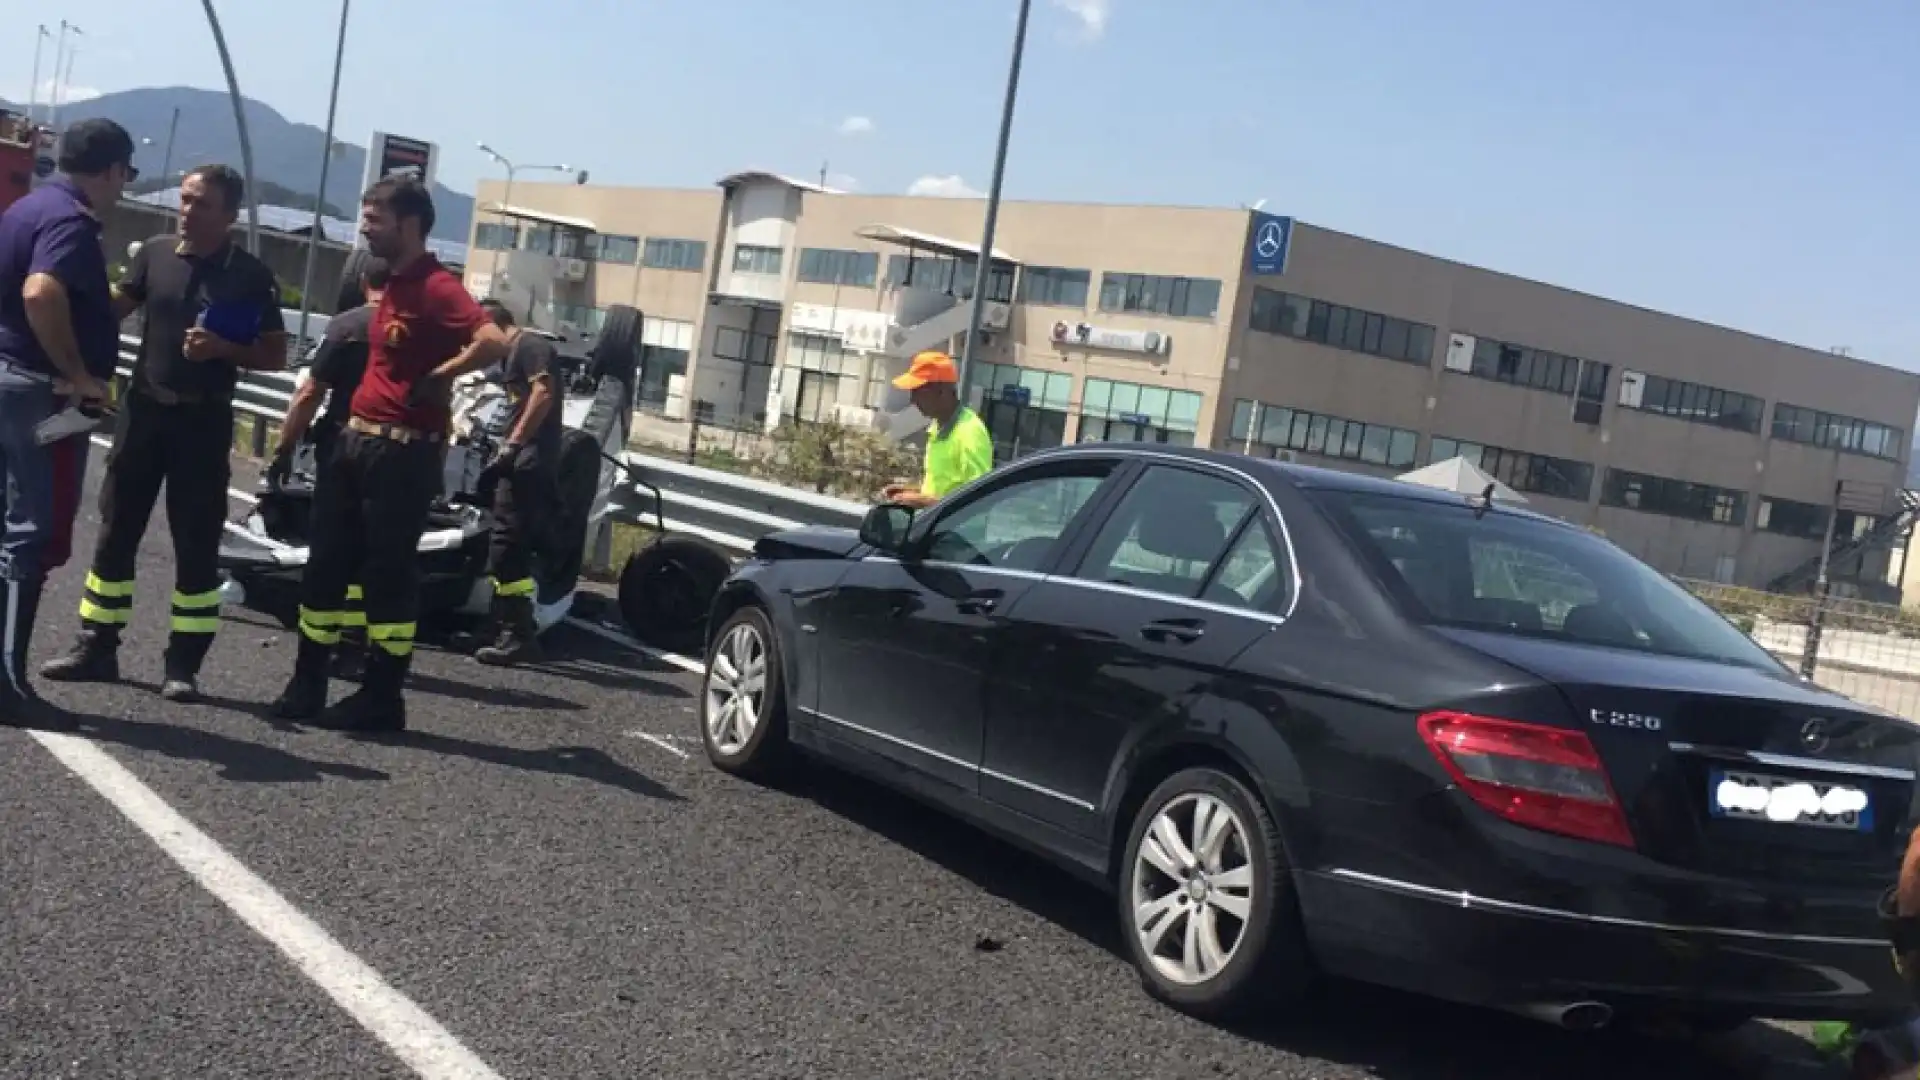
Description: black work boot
0,577,70,731
474,594,542,667
161,632,215,702
316,646,407,733
271,636,333,720
39,623,122,684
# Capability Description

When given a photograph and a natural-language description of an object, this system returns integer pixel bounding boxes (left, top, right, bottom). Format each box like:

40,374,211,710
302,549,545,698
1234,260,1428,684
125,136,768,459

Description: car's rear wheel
1118,766,1310,1019
700,606,790,780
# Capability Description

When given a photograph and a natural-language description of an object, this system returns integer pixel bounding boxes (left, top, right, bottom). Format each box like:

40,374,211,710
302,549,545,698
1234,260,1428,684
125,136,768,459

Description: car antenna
1470,481,1497,519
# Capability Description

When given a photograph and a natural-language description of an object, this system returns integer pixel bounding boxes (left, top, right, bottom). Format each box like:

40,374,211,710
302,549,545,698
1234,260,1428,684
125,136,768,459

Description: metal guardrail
113,336,866,555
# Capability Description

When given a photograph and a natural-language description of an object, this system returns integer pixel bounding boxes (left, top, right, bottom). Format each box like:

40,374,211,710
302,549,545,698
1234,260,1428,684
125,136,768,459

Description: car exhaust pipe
1514,1001,1614,1031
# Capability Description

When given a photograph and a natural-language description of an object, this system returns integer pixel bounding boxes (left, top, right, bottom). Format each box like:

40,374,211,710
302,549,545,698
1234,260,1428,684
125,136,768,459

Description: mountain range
5,87,474,242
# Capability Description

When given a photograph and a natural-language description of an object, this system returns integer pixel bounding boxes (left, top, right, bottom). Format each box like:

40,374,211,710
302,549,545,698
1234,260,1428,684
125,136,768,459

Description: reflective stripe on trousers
79,571,133,626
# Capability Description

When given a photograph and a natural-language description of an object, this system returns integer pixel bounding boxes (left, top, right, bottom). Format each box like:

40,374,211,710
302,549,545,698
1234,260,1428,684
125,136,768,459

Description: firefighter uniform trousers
278,423,439,721
485,446,559,611
73,395,232,678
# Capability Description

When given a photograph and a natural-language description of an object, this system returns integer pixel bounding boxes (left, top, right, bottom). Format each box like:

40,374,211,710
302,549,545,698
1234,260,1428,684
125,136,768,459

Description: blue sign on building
1247,211,1293,276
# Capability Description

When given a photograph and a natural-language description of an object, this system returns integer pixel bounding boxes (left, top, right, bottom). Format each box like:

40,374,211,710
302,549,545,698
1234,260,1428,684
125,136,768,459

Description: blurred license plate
1708,768,1873,831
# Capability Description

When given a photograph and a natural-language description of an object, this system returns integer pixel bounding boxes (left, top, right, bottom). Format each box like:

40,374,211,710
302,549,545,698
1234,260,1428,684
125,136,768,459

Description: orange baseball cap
892,350,959,390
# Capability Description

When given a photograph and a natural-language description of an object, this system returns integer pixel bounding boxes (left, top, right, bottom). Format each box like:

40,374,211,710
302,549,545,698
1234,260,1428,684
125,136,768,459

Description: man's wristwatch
1881,887,1920,952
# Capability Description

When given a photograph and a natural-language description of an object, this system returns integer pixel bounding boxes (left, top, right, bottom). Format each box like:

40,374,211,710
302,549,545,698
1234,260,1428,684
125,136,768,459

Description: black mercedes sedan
695,443,1917,1031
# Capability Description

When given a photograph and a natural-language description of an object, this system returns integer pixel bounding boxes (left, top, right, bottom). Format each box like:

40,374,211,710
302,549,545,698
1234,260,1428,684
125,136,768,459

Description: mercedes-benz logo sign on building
1799,718,1831,754
1247,212,1293,276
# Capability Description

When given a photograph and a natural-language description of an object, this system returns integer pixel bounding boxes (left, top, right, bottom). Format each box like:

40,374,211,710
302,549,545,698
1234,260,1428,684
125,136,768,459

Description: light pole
199,0,261,254
294,0,352,359
28,25,49,125
48,21,76,132
157,107,180,230
476,142,569,288
955,0,1033,393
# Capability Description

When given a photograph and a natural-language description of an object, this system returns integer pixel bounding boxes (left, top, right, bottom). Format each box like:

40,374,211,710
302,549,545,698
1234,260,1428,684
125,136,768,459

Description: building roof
125,190,469,267
716,169,841,195
479,202,596,232
855,223,1016,263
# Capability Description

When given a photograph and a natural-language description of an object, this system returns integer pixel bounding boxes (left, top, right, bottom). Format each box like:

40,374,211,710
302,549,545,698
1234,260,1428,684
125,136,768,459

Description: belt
142,384,208,406
348,416,444,445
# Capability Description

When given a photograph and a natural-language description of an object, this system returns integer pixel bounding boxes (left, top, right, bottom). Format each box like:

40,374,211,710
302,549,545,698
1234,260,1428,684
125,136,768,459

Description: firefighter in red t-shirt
271,176,508,731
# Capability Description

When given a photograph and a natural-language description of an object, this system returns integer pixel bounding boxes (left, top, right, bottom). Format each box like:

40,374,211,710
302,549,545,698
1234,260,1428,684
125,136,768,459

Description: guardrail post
685,416,701,465
1800,582,1828,679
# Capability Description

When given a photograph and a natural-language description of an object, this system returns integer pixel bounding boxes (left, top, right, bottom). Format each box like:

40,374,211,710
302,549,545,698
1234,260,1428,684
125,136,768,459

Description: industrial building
463,172,1920,595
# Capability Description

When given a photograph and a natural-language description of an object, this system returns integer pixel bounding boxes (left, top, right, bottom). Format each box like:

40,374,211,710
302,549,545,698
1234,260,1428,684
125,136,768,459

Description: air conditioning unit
557,258,589,282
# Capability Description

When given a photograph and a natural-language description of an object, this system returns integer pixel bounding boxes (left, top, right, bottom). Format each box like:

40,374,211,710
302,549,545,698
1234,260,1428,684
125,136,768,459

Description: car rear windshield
1310,488,1781,671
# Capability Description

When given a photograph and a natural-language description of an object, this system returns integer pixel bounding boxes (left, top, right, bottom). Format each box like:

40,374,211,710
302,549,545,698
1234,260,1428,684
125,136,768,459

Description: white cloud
1050,0,1111,40
837,115,874,137
907,174,984,199
7,78,99,106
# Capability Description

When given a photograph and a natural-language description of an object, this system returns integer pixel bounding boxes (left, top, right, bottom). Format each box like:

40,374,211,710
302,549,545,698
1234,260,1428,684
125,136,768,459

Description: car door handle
1140,617,1205,644
957,591,1002,615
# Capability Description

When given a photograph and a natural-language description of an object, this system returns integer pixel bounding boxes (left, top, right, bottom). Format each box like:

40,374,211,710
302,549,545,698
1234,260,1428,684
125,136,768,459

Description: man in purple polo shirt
0,118,133,726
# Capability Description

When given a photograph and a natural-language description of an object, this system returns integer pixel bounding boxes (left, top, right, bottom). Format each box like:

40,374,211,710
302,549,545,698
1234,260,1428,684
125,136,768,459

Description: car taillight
1416,711,1635,850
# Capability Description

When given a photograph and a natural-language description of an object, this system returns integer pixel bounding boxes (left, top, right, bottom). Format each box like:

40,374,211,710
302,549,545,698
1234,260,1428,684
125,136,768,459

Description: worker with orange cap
880,350,993,509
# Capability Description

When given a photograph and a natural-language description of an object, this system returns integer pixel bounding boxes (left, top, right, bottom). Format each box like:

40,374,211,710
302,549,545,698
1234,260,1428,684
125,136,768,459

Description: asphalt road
0,447,1851,1079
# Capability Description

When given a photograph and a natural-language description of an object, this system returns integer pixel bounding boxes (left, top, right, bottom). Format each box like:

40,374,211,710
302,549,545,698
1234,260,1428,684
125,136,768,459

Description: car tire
699,606,790,780
616,534,732,654
1117,766,1311,1020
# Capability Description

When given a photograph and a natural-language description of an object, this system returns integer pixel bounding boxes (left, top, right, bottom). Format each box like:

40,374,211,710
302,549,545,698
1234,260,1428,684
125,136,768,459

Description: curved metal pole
199,0,260,254
296,0,351,354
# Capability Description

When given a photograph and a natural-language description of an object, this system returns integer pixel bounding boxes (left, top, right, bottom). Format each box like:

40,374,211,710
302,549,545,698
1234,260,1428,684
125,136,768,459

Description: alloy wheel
1130,792,1256,986
705,621,767,755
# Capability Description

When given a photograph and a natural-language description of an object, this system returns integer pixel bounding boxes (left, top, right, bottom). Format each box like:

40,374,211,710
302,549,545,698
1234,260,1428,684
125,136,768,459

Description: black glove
406,371,451,408
1878,887,1920,995
264,447,294,491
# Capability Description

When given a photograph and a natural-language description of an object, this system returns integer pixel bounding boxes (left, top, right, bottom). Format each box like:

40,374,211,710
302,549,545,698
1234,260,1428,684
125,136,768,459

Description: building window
885,253,1014,303
796,248,880,288
966,361,1074,461
589,234,640,265
713,313,778,366
1097,272,1221,320
1770,403,1904,461
1601,468,1746,525
1457,336,1585,396
1226,399,1418,469
642,237,707,272
732,244,783,276
554,304,605,333
1017,266,1092,308
1757,497,1828,539
1429,437,1594,502
474,222,518,251
1623,372,1762,433
1247,287,1434,366
523,224,556,256
1079,378,1204,447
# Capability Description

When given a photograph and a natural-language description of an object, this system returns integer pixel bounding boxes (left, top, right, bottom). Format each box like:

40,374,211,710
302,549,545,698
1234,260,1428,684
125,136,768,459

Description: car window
924,470,1109,569
1201,520,1288,613
1313,488,1779,670
1074,466,1256,600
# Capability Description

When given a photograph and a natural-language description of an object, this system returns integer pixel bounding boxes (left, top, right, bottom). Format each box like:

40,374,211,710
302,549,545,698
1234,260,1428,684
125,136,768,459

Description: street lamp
293,0,352,360
956,0,1033,392
199,0,261,254
476,142,570,287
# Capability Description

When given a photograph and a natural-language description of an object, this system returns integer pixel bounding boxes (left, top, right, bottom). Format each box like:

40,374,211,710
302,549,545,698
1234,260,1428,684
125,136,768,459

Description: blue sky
7,0,1918,373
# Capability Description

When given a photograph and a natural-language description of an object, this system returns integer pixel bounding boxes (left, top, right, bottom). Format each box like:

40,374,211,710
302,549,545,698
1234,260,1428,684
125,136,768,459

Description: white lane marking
229,486,259,504
27,730,504,1080
562,616,703,674
628,731,692,760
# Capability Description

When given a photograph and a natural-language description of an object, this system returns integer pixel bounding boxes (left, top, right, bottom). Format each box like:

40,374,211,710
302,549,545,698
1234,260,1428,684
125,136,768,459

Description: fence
1681,579,1920,721
110,337,1920,722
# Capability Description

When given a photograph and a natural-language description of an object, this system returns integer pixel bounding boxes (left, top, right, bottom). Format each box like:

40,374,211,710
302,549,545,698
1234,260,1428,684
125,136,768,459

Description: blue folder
198,301,263,345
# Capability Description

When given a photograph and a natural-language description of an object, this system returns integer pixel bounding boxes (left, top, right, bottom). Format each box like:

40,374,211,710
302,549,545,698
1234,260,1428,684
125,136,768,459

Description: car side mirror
860,504,914,554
